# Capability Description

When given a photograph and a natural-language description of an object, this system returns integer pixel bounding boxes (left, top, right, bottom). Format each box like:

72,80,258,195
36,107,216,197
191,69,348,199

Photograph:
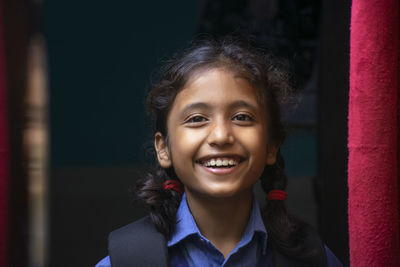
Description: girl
96,36,342,267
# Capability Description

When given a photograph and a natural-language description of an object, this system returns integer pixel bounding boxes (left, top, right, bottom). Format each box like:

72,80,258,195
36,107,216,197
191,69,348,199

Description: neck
185,189,253,258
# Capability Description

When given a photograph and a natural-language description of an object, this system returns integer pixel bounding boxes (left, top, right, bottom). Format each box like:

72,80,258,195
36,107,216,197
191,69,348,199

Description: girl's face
155,68,277,200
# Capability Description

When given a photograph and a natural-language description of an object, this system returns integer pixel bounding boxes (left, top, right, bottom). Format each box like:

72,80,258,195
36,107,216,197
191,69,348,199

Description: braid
134,164,182,237
260,152,315,259
261,152,287,192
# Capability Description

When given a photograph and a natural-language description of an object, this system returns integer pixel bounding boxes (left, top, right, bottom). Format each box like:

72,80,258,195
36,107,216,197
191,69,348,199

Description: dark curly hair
135,35,313,260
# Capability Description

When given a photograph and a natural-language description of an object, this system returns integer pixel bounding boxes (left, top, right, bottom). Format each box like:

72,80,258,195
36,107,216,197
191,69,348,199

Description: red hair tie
267,189,287,201
162,179,183,194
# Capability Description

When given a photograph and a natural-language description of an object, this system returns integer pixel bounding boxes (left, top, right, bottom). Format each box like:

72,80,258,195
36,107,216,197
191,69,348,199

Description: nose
207,119,234,147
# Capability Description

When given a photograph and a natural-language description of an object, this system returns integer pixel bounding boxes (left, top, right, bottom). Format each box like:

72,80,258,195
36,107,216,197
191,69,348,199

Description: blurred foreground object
0,0,9,265
24,34,48,267
348,0,400,266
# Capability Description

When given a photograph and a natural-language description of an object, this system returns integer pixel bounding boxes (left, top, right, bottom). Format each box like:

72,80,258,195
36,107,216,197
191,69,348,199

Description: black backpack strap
108,216,168,267
273,225,327,267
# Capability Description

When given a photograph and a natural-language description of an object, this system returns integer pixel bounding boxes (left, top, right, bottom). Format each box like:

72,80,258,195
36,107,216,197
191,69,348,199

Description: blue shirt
95,194,343,267
167,193,271,267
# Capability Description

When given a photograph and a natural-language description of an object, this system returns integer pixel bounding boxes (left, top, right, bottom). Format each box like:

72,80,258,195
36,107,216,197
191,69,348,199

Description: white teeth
201,157,239,167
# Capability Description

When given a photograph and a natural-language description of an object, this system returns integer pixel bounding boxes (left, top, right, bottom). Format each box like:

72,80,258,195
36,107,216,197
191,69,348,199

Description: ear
154,132,172,168
266,145,279,165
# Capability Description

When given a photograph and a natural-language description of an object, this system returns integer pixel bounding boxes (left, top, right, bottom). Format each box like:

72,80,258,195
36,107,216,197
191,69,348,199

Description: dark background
5,0,350,266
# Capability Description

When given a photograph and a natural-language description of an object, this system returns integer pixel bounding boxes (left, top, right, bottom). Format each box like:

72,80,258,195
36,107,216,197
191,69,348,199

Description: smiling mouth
196,156,245,169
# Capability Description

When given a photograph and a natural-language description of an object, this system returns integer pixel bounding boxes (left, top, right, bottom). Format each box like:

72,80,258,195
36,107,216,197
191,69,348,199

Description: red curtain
349,0,400,266
0,0,8,265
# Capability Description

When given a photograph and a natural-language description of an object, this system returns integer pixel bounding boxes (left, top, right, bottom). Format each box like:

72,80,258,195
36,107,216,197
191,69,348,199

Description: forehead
173,68,263,110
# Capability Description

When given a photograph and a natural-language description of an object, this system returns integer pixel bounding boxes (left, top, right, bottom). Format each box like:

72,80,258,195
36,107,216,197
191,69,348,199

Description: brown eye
233,114,254,121
187,116,208,123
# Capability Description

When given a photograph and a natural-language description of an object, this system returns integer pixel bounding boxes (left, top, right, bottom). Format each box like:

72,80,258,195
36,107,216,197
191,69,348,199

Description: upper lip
195,153,246,163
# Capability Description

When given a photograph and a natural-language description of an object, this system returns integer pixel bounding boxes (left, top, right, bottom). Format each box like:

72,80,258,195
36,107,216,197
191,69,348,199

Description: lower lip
198,163,241,175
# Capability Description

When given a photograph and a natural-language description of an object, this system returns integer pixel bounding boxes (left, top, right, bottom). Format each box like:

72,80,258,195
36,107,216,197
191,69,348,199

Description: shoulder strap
108,216,168,267
273,225,327,267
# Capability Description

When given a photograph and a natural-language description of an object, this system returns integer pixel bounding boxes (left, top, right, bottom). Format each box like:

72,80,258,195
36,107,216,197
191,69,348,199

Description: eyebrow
181,102,211,115
181,100,258,114
228,100,258,112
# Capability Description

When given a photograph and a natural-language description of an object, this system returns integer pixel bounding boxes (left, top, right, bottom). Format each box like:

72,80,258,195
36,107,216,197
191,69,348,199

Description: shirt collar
168,193,200,247
167,193,268,254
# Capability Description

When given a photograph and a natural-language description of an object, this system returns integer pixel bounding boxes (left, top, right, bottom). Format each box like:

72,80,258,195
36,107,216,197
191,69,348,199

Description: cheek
237,127,268,153
169,129,204,161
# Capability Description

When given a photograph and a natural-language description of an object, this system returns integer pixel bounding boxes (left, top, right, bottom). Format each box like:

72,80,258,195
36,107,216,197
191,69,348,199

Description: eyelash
186,115,208,124
185,113,254,124
232,113,254,122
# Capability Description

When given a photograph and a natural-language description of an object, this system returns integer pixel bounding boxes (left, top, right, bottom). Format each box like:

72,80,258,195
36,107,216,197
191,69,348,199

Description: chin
207,190,238,199
200,184,251,200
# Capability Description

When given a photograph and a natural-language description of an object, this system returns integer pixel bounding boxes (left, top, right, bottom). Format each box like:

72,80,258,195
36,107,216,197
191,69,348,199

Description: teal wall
46,1,198,167
281,130,317,178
